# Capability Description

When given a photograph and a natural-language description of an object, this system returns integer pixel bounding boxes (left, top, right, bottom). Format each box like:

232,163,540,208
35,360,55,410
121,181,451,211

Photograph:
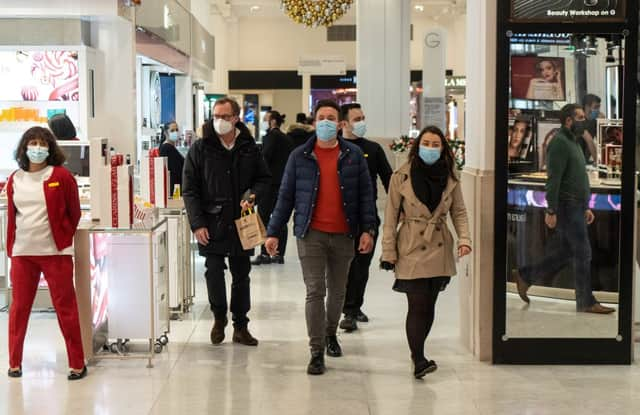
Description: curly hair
14,126,67,171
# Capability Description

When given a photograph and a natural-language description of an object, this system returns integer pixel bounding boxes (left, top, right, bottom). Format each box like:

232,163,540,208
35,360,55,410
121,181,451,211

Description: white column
302,74,311,116
458,0,497,362
356,0,411,139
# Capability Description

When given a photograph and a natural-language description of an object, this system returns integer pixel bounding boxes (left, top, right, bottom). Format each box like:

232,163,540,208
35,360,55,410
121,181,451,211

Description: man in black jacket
287,112,315,148
183,97,271,346
338,103,393,332
252,110,294,265
265,99,377,375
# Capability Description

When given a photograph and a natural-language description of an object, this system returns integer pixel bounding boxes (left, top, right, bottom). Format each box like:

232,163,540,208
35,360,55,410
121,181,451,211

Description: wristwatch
545,208,556,216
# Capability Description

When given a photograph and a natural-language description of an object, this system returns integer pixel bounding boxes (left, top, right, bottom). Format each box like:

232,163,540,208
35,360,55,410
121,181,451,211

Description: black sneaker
307,350,326,375
355,310,369,323
414,360,437,379
7,367,22,378
272,255,285,264
326,335,343,357
339,315,358,332
68,366,88,381
251,255,271,266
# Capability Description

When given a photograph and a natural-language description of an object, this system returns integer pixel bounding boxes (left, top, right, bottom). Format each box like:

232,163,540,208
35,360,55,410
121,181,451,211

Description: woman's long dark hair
408,125,458,181
14,126,67,171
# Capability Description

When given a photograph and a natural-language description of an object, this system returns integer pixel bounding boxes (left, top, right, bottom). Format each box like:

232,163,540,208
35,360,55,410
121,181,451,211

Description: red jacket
6,166,81,258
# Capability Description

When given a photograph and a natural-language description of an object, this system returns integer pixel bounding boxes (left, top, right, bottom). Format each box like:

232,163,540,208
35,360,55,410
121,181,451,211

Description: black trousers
343,230,379,317
204,255,251,328
259,185,288,257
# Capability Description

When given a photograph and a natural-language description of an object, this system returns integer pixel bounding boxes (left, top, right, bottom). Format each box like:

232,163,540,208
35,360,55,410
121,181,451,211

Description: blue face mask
590,109,600,120
418,146,441,165
26,145,49,164
352,121,367,138
168,131,179,142
316,120,338,142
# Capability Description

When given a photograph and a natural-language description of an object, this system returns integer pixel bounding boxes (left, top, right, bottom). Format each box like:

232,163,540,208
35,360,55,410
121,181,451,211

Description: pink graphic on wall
0,50,79,102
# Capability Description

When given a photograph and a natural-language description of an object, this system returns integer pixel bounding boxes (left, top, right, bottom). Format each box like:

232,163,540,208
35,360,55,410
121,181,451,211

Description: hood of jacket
202,119,256,151
287,123,315,134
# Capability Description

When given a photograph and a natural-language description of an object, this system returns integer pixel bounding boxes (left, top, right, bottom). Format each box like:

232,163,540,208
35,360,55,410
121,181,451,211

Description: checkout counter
506,173,621,302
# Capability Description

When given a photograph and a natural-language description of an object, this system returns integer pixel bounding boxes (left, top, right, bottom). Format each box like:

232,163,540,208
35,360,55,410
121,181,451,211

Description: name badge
48,182,60,188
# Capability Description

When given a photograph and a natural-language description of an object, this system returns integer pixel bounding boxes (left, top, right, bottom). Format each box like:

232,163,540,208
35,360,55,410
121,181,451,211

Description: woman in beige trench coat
381,126,472,379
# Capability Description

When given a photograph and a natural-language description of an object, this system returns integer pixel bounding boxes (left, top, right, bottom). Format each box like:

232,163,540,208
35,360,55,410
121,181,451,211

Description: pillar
302,74,311,116
459,0,497,361
356,0,411,139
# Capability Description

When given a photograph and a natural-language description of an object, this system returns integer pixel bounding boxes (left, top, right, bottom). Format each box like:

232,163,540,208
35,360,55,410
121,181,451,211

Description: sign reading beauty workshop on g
511,0,626,22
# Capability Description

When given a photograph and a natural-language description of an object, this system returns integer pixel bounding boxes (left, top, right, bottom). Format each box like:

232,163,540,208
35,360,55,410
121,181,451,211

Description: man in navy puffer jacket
265,99,377,376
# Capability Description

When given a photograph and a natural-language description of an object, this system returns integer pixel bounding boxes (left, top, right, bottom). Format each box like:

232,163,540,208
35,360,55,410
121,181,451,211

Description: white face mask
214,118,234,136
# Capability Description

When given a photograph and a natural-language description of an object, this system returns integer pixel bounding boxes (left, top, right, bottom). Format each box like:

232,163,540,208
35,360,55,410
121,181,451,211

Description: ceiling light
250,5,261,12
414,4,425,12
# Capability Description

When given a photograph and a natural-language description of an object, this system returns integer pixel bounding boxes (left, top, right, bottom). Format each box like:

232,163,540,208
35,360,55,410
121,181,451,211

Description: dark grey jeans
297,229,354,351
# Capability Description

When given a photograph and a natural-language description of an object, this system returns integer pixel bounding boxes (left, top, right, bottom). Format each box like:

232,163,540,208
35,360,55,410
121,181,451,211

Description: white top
12,166,74,256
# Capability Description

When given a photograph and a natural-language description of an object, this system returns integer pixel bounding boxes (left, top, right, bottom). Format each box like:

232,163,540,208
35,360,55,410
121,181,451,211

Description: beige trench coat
381,162,472,280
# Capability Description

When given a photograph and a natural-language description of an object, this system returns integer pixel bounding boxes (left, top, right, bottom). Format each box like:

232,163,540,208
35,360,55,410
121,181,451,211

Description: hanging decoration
281,0,354,28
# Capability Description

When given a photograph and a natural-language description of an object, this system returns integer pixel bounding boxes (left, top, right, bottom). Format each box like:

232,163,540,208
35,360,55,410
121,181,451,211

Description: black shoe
339,315,358,332
68,366,88,381
7,367,22,378
251,254,271,266
513,269,531,304
210,318,228,345
232,327,259,346
414,360,437,379
307,351,326,375
355,310,369,323
272,255,285,264
326,335,343,357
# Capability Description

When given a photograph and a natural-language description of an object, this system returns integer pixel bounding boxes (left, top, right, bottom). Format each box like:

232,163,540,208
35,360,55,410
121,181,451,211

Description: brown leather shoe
580,303,616,314
210,319,228,345
513,269,531,304
233,327,259,346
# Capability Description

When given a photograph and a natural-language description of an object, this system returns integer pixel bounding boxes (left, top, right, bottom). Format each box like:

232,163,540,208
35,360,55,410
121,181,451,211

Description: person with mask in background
338,103,393,332
183,97,271,347
252,111,294,265
287,112,315,148
380,125,471,379
514,104,615,315
48,114,79,141
583,93,605,137
264,99,377,375
5,126,87,380
159,121,185,196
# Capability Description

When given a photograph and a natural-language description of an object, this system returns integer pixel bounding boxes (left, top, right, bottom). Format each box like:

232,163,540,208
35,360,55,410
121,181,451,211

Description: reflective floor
1,243,640,415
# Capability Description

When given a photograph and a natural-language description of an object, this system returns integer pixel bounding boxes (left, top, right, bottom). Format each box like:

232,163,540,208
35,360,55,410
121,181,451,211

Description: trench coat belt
402,216,445,243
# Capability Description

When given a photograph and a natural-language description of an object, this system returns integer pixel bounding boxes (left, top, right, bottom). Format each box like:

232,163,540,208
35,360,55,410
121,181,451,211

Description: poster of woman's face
508,118,533,161
511,57,566,101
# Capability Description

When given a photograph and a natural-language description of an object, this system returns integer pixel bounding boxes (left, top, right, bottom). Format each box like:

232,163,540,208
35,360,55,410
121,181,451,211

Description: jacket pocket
205,205,225,242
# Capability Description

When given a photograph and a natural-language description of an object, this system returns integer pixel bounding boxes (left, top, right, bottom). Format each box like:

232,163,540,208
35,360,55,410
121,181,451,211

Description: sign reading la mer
511,0,626,22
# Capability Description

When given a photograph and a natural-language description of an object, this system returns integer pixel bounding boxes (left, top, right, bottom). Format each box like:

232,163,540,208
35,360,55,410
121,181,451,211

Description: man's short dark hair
48,114,77,140
213,96,241,116
313,99,340,119
340,103,362,121
296,112,307,124
583,94,601,108
560,104,582,125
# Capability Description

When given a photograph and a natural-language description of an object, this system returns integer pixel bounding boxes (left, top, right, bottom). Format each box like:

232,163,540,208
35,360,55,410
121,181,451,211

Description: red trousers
9,255,85,369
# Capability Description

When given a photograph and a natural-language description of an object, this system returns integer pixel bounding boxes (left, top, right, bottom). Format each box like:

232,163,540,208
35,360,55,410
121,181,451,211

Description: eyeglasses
213,114,235,122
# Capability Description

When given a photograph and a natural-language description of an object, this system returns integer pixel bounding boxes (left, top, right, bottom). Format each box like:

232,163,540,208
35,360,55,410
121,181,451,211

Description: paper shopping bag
234,208,267,250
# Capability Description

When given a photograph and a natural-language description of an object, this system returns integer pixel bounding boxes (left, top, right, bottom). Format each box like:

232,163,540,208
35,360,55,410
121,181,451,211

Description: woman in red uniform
5,126,86,380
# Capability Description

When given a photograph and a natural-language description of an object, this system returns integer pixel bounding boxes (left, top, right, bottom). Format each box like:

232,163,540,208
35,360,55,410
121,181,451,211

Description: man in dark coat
265,100,377,375
338,103,393,332
183,97,271,346
252,110,294,265
287,112,315,148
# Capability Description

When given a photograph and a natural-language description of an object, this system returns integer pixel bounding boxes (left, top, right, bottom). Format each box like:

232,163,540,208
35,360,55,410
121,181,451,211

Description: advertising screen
511,0,626,22
511,56,566,101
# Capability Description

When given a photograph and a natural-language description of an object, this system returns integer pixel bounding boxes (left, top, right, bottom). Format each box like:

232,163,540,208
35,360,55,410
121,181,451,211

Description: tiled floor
1,243,640,415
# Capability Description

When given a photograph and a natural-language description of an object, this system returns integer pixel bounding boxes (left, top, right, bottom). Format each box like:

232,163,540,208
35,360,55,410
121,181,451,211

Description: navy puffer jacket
266,136,377,239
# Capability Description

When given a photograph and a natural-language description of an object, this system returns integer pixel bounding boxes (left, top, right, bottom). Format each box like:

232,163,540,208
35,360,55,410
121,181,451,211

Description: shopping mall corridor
1,239,640,415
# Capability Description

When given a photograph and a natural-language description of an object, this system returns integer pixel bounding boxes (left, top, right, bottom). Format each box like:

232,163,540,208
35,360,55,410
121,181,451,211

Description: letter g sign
425,32,441,48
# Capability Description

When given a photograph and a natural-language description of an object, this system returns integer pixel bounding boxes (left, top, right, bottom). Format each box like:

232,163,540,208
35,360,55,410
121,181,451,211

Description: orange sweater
310,143,349,234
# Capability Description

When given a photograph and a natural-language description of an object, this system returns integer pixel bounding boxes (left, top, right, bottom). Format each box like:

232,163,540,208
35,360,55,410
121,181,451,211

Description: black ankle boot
326,335,343,357
307,350,326,375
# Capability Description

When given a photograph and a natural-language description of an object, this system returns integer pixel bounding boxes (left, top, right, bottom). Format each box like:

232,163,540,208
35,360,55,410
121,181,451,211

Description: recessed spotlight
250,5,261,12
414,4,425,12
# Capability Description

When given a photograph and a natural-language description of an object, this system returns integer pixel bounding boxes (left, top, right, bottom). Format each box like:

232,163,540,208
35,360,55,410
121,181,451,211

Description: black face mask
571,119,587,137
